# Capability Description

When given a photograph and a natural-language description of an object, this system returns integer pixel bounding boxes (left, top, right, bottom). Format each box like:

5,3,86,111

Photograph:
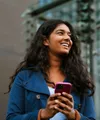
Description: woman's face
44,24,73,56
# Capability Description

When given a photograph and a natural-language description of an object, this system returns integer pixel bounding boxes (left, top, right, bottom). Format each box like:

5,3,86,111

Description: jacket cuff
37,109,48,120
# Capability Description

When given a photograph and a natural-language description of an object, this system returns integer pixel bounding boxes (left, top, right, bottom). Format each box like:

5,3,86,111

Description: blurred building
0,0,37,119
22,0,100,119
95,0,100,120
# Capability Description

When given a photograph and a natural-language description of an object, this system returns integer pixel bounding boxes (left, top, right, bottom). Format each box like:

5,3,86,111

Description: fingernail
58,93,61,95
55,100,59,103
62,92,66,94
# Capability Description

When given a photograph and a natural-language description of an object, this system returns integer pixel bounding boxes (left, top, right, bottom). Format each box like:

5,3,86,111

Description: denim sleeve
80,95,96,120
6,72,39,120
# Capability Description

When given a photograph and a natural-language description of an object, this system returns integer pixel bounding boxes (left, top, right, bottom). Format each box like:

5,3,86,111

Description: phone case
55,82,72,94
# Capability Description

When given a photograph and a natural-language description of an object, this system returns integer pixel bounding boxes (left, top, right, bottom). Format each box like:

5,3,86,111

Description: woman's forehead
54,24,71,33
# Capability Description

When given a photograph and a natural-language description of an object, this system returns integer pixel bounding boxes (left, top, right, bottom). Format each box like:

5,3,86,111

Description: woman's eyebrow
56,29,71,34
56,29,64,32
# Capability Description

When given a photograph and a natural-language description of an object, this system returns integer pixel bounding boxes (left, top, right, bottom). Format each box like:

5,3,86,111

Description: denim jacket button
36,95,40,99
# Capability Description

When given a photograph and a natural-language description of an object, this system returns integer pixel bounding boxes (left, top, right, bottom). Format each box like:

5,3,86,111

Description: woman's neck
48,52,61,71
46,52,65,84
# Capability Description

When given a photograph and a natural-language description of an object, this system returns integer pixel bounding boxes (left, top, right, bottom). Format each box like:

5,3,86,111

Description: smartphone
55,82,72,94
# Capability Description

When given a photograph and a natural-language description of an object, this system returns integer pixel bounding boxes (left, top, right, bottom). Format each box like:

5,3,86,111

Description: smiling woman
43,24,73,55
6,19,96,120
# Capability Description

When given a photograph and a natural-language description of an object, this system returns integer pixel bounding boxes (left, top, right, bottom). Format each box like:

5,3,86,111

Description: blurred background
0,0,100,119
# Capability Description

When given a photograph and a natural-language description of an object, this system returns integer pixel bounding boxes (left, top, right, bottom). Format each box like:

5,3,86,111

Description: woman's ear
43,39,49,46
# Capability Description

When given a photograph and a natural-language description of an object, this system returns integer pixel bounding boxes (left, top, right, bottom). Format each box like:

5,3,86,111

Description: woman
6,20,96,120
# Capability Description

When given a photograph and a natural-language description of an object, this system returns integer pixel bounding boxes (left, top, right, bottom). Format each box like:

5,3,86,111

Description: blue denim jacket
6,70,96,120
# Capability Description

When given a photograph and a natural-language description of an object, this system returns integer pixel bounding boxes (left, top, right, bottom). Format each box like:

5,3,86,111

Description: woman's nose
64,35,71,41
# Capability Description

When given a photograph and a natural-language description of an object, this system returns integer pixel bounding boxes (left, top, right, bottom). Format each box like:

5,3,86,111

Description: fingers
47,100,58,109
47,93,61,110
54,98,75,119
57,92,74,108
49,93,61,100
55,105,71,114
62,92,73,102
55,99,72,111
43,93,62,118
55,106,75,119
50,92,75,120
47,92,74,113
57,96,73,108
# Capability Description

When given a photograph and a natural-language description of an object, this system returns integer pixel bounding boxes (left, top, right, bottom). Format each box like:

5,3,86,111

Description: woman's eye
68,34,71,37
57,32,63,35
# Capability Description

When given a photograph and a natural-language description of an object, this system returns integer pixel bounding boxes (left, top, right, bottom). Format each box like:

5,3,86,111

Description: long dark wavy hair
7,19,94,96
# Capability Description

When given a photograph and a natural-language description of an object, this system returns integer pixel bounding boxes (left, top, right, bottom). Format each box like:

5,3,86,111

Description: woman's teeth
61,43,68,47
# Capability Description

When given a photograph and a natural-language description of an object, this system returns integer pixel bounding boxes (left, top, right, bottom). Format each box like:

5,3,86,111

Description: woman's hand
54,92,75,120
41,93,61,119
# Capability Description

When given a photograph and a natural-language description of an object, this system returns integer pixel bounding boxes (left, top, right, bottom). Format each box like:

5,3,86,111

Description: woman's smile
60,42,69,48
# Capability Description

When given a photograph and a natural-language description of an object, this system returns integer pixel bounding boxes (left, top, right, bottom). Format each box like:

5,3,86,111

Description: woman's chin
61,50,70,55
58,51,70,56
